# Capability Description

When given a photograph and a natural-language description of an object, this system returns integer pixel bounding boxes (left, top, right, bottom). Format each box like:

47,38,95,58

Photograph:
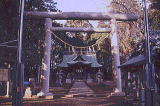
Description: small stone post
6,81,10,97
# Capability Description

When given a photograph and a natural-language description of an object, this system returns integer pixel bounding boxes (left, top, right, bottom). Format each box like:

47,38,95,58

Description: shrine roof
57,54,102,68
118,55,145,68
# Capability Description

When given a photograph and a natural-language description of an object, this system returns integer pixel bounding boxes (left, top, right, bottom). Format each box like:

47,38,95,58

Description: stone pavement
0,81,135,106
22,96,119,106
67,81,94,96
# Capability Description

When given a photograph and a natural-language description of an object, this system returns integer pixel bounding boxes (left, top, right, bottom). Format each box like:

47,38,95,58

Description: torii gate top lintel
24,11,138,21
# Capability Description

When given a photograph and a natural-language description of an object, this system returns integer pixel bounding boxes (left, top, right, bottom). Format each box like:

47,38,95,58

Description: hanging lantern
65,43,67,48
86,47,89,54
92,45,95,52
80,48,83,55
68,46,71,52
89,47,92,52
72,46,75,54
98,44,101,50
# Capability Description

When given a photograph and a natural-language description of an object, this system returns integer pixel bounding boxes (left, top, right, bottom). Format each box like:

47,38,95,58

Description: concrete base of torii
37,91,53,99
111,92,125,96
111,89,125,96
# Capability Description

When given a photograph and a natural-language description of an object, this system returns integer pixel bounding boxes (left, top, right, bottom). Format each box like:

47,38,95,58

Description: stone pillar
110,18,122,92
37,18,52,96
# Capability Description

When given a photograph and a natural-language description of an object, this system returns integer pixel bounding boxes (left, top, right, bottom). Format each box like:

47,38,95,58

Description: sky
54,0,112,27
54,0,112,12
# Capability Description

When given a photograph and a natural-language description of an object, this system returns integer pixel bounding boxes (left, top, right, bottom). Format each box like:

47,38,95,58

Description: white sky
54,0,112,27
54,0,112,12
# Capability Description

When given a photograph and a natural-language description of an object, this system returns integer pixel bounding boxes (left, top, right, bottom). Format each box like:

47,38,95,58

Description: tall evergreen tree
23,0,58,79
148,9,160,30
0,0,58,79
0,0,19,68
110,0,144,61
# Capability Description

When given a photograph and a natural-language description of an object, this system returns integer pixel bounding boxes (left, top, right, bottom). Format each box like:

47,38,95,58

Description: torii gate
25,11,138,96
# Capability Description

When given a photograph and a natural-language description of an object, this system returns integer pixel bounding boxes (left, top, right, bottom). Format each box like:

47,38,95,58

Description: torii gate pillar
37,18,53,96
110,18,122,92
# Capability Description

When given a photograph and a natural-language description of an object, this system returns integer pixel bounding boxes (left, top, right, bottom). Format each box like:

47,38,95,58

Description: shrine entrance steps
66,80,95,97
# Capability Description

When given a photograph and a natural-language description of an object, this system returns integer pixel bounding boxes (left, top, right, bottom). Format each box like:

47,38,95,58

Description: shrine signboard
0,69,9,81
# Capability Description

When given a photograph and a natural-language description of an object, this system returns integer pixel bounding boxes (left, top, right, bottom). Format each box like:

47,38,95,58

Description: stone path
68,81,94,96
1,81,135,106
22,96,119,106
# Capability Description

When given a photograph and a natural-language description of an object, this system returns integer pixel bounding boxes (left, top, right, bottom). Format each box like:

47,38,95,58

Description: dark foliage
0,0,58,80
